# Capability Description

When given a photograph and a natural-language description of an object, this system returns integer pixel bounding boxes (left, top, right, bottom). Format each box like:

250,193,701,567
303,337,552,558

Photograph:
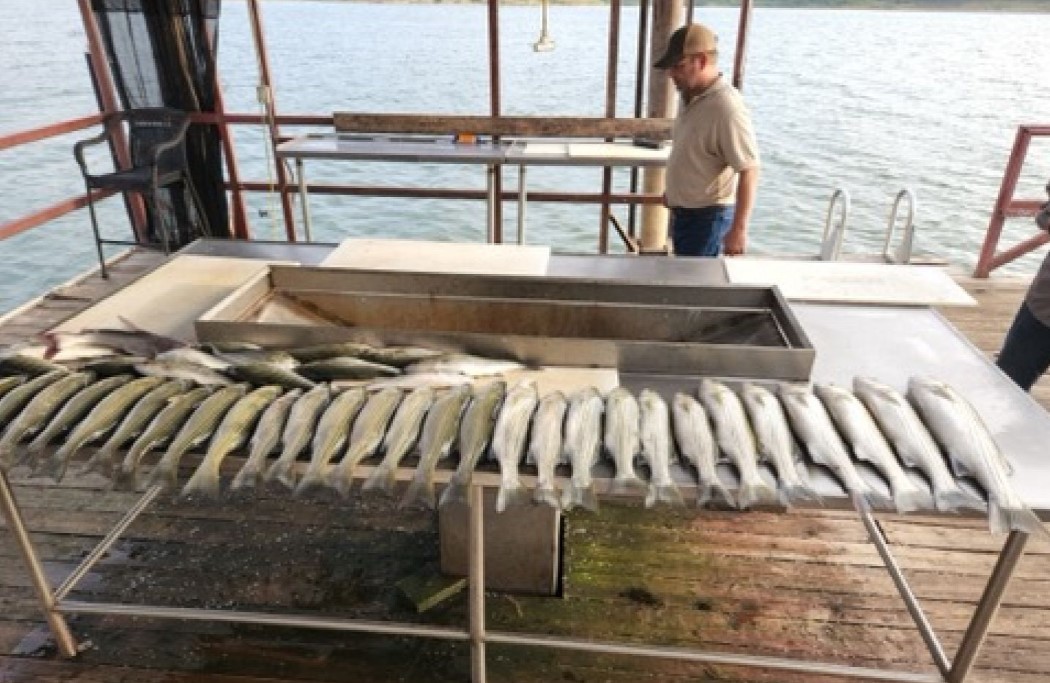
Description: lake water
1,1,1049,314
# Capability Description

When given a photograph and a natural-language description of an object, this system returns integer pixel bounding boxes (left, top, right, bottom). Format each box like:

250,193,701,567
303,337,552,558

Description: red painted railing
974,124,1050,278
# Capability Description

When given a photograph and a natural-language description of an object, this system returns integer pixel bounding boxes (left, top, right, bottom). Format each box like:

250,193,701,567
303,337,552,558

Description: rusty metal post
732,0,755,91
639,0,682,251
487,0,504,244
975,126,1032,278
626,0,651,241
598,0,622,254
246,0,297,241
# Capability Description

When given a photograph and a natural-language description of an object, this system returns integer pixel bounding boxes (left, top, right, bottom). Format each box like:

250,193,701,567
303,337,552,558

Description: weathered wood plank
333,113,674,139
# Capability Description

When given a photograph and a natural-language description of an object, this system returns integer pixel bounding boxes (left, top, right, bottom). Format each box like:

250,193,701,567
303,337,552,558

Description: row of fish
0,349,1043,536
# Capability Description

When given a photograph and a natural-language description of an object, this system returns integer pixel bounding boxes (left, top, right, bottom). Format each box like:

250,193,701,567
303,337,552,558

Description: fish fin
609,475,646,496
944,452,973,480
110,465,139,492
361,464,397,497
399,477,436,510
778,483,820,507
892,484,931,514
440,480,470,509
735,483,772,510
230,465,261,493
496,480,529,513
264,458,297,490
933,484,985,513
697,482,736,509
181,469,221,500
862,487,895,510
988,500,1050,541
533,484,561,510
645,483,684,509
31,452,70,483
561,483,599,513
293,472,328,498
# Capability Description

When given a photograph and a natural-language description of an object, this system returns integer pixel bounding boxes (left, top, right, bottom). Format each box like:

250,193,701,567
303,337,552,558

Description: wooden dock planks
0,251,1047,682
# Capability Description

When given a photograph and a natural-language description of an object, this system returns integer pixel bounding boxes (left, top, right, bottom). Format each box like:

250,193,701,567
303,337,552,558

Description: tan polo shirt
665,76,760,209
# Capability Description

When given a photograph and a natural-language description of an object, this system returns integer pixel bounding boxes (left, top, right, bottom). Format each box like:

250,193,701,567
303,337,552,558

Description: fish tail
293,471,327,498
439,479,470,508
609,475,646,496
80,447,117,479
110,465,138,492
532,483,561,510
778,483,819,508
892,484,930,515
399,477,436,510
645,482,684,509
933,484,985,513
988,501,1050,541
863,487,895,511
230,464,261,493
31,452,69,482
496,479,529,513
0,444,17,472
264,459,297,490
561,482,599,513
361,464,397,497
697,481,736,509
145,459,180,492
735,483,770,510
181,468,221,500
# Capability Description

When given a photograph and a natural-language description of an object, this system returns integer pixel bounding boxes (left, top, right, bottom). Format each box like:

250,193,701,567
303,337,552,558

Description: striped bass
290,342,441,367
134,359,234,387
672,392,734,508
854,376,982,513
0,370,67,432
0,371,95,470
28,375,134,479
230,362,315,391
779,383,891,509
0,375,28,400
182,385,284,499
363,372,473,391
264,384,331,488
230,388,302,492
528,390,568,509
440,380,505,508
700,380,776,509
406,353,524,377
41,327,185,358
741,383,818,506
560,387,605,512
298,357,400,382
114,387,213,490
147,383,249,491
908,376,1048,538
491,382,538,513
361,386,434,496
604,387,644,496
817,383,930,514
327,387,403,497
639,389,684,508
292,387,368,494
401,384,471,509
156,347,232,372
82,379,194,477
42,376,169,481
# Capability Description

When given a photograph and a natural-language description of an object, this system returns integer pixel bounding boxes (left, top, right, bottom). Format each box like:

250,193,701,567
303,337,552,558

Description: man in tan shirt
656,23,760,257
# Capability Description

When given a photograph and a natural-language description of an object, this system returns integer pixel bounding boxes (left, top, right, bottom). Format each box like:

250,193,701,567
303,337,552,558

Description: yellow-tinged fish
328,387,403,497
230,388,302,492
292,387,368,495
0,371,94,470
440,380,505,508
401,384,471,509
0,370,67,433
264,384,331,488
361,386,434,497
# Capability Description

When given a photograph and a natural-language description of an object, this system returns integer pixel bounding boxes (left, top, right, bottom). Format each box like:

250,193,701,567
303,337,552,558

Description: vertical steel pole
732,0,755,91
0,473,78,657
627,0,651,241
246,0,298,241
468,485,486,683
598,0,622,254
948,530,1029,682
487,0,503,244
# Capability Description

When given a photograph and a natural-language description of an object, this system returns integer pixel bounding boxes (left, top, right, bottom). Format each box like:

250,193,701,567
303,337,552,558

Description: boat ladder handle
820,188,851,261
883,188,918,264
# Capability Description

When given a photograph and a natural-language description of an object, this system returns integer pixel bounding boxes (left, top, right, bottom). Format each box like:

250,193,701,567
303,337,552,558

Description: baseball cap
654,24,718,69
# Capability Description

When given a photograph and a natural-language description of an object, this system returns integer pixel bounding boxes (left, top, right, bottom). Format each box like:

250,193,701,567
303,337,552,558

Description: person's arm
723,166,759,256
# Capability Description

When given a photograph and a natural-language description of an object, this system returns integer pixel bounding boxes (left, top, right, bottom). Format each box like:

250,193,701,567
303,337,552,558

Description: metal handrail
820,188,850,261
883,188,917,264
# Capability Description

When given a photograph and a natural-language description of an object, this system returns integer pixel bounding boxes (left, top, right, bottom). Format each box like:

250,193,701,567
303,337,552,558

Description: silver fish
0,376,28,402
638,389,684,508
560,387,605,512
43,376,169,480
604,387,645,496
700,380,776,509
230,388,302,492
147,383,249,491
492,382,539,512
359,345,443,369
527,391,568,509
363,372,473,391
908,376,1048,538
672,392,734,508
292,387,368,495
83,379,194,478
214,349,299,370
297,357,400,382
156,347,232,372
230,362,315,390
441,380,506,508
740,383,818,506
74,356,149,377
401,384,471,509
0,371,95,469
114,387,213,490
265,384,332,488
134,359,234,387
327,387,403,497
287,341,378,363
817,383,930,514
42,328,185,359
0,370,67,432
406,353,524,377
854,376,981,513
182,385,284,499
361,386,434,496
779,384,890,508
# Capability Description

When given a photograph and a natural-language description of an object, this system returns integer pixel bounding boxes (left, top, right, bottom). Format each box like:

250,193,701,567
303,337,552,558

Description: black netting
91,0,228,246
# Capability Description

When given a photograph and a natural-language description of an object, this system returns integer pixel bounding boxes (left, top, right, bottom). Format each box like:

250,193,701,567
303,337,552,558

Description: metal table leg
948,530,1028,682
296,157,312,242
517,165,527,245
0,472,78,657
469,484,487,683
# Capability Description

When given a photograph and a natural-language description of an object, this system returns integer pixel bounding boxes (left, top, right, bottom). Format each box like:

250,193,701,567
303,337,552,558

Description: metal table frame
0,457,1031,683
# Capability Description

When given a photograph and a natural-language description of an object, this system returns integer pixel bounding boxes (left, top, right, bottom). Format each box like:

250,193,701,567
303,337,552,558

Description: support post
468,484,486,683
598,0,622,254
732,0,755,91
487,0,503,244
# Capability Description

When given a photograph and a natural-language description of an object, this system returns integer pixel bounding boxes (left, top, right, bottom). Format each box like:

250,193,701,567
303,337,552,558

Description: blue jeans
996,301,1050,391
670,205,736,257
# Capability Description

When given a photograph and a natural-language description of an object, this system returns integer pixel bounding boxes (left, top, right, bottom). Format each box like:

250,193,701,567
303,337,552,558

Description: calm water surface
1,1,1049,313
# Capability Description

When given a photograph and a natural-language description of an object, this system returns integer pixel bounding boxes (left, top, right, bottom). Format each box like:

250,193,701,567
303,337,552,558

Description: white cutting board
724,259,976,306
320,238,551,276
503,366,620,396
53,254,295,341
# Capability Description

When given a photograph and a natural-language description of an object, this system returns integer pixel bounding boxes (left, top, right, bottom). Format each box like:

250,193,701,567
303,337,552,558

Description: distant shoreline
291,0,1050,11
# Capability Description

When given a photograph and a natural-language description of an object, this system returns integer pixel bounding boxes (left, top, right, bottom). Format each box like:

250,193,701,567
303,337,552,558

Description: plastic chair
74,107,208,278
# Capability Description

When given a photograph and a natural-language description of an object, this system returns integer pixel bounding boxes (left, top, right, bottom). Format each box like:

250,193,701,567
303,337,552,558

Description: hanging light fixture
532,0,555,52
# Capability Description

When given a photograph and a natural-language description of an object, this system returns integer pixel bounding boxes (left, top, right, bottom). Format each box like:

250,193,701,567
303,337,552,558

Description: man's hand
724,226,747,256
